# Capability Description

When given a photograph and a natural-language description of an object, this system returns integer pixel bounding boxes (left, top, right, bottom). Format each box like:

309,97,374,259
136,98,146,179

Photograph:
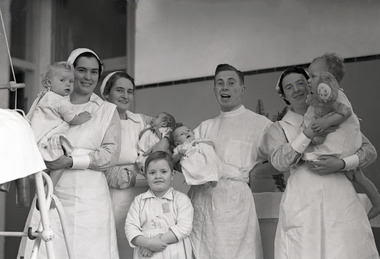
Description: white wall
135,0,380,85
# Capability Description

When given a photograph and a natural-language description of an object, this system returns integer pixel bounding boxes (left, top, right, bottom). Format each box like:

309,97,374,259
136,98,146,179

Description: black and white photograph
1,0,380,258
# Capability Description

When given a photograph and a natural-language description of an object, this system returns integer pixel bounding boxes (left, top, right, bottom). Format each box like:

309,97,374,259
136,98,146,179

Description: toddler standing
125,151,193,259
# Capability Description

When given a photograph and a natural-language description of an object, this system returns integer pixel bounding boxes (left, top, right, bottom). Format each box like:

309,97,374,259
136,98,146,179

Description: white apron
275,119,379,259
109,113,149,259
190,106,270,259
275,164,379,259
18,99,119,259
189,178,262,259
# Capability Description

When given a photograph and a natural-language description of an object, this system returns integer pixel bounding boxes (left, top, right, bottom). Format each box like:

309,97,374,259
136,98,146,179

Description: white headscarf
67,48,104,75
99,71,121,99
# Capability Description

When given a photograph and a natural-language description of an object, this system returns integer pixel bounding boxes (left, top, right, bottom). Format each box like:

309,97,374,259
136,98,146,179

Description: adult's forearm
89,110,121,170
160,230,178,245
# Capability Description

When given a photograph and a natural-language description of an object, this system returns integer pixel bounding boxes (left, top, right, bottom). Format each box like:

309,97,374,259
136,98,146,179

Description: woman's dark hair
278,66,309,105
144,151,174,173
102,72,135,97
73,52,103,79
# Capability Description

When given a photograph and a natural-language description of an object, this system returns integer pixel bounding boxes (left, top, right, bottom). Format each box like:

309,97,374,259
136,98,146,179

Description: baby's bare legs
346,170,380,219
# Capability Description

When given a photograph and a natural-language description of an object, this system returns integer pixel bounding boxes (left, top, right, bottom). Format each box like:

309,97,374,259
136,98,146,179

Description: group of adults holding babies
18,47,378,259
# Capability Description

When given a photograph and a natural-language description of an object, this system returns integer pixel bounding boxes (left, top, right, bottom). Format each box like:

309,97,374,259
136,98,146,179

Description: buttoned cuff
290,132,311,154
343,154,359,171
71,155,90,169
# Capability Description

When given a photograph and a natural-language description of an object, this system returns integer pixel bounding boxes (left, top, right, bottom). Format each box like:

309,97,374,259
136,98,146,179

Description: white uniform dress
173,139,221,185
189,105,272,259
267,109,379,259
107,110,151,259
0,109,46,184
18,94,121,259
125,187,193,259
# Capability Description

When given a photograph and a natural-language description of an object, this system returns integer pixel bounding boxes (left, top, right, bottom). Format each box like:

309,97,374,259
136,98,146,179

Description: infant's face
50,69,74,96
173,126,195,145
152,113,168,127
308,58,328,91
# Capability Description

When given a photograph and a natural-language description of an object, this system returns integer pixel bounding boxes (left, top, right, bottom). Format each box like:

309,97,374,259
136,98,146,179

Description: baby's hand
192,140,200,146
207,181,218,187
147,237,167,252
139,247,154,258
306,94,314,106
77,111,92,122
311,118,329,133
179,148,187,156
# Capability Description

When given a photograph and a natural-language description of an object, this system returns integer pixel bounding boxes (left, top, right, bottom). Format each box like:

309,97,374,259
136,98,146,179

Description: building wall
135,0,380,85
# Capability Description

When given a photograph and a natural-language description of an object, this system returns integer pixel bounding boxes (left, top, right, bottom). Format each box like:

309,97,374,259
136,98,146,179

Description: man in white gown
189,64,273,259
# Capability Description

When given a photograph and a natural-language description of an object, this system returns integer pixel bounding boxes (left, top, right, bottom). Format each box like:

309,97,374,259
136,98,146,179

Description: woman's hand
309,155,345,175
144,138,171,156
45,155,73,170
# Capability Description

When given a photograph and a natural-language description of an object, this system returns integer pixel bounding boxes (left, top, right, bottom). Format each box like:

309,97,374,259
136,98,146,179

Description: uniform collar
282,108,304,127
219,105,246,118
126,110,141,123
89,93,104,106
142,187,174,200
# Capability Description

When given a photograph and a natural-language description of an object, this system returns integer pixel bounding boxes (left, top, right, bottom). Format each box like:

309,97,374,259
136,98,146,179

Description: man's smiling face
214,70,245,112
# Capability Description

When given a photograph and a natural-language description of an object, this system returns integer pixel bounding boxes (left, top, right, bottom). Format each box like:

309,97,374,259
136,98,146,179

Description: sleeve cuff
71,155,91,169
127,233,143,248
170,226,183,241
343,155,359,171
290,132,312,154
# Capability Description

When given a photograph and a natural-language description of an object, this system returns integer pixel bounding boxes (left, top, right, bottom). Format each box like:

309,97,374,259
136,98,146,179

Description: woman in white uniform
267,66,378,259
18,48,121,259
100,71,171,259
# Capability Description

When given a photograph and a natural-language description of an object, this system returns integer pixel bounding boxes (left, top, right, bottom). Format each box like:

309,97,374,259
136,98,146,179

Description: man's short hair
215,64,244,85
